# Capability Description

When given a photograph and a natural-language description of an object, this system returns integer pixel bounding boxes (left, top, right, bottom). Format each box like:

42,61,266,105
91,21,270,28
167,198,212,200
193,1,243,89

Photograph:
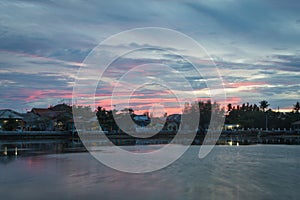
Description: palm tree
293,102,300,113
259,100,270,112
259,100,270,130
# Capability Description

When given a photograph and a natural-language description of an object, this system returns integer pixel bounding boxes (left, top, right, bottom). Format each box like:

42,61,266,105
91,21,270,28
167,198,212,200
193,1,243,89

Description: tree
227,103,232,112
253,104,259,111
96,106,114,131
73,105,94,119
259,100,269,112
293,102,300,113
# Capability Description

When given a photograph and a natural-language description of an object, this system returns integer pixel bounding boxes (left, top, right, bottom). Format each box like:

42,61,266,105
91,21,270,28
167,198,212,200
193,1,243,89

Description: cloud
270,54,300,70
0,0,299,113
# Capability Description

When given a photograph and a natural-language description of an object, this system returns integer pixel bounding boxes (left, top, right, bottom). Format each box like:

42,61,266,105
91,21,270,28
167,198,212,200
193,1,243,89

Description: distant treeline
183,100,300,130
93,100,300,131
3,100,296,132
224,101,300,129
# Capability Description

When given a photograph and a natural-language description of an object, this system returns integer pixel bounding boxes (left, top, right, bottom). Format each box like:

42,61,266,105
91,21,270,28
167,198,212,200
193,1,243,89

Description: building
224,124,241,131
165,114,181,131
29,104,73,131
22,112,44,131
0,109,24,131
133,115,151,127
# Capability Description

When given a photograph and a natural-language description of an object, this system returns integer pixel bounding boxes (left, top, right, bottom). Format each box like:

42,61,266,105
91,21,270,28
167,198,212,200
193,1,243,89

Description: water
0,145,299,199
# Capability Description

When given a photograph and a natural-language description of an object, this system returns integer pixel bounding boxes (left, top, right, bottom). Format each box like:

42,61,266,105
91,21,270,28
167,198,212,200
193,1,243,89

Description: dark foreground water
0,145,299,200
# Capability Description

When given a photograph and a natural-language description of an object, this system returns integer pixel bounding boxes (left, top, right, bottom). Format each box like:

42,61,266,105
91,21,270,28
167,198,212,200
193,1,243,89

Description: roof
133,115,150,121
21,112,42,123
49,103,72,112
166,114,181,123
31,108,58,118
0,109,23,119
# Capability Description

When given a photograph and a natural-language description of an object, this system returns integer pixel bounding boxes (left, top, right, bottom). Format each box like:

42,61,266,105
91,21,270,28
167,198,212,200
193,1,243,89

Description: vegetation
60,101,300,131
294,102,300,113
225,101,300,129
96,106,118,131
183,100,225,130
2,100,300,132
259,100,270,112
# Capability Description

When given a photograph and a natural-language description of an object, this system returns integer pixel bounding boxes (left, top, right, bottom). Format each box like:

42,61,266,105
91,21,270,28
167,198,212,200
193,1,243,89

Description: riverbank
1,130,300,146
1,131,300,157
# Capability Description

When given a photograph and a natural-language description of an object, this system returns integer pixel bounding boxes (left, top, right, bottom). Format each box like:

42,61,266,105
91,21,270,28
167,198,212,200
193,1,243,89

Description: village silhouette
0,100,299,147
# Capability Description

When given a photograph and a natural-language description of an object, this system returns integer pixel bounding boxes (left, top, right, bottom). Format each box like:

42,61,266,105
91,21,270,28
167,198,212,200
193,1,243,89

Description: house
22,112,44,131
133,115,151,127
132,115,151,133
30,108,57,130
49,103,72,113
29,104,73,131
165,114,181,131
0,109,24,131
31,108,58,118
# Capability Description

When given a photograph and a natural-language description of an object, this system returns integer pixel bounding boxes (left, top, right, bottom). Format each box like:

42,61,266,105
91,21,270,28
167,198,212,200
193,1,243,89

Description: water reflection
0,146,299,200
0,139,86,160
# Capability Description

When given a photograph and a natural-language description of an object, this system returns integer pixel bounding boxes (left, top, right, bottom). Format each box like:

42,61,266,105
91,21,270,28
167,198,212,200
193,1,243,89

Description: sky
0,0,299,114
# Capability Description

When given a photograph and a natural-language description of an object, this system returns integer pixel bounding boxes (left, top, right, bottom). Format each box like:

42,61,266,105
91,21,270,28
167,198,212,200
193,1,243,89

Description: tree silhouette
253,104,259,111
227,103,232,112
293,102,300,113
259,100,270,112
96,106,117,131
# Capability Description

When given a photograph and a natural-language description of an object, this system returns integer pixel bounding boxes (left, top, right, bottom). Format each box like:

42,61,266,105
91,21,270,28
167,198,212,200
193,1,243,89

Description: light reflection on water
0,139,85,158
0,145,299,200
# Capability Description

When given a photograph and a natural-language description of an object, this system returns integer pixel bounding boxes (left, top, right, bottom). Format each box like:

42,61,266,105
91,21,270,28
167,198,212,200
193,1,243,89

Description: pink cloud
225,81,267,88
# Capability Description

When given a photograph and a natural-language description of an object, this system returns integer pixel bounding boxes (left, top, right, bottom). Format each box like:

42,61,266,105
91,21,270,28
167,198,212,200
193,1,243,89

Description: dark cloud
0,72,73,89
266,54,300,72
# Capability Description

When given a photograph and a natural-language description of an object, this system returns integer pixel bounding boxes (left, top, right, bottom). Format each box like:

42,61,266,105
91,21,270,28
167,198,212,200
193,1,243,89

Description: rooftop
0,109,23,119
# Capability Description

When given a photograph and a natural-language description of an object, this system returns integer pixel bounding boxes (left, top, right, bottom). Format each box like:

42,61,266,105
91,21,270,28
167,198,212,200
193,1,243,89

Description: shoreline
0,130,300,145
1,131,300,157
